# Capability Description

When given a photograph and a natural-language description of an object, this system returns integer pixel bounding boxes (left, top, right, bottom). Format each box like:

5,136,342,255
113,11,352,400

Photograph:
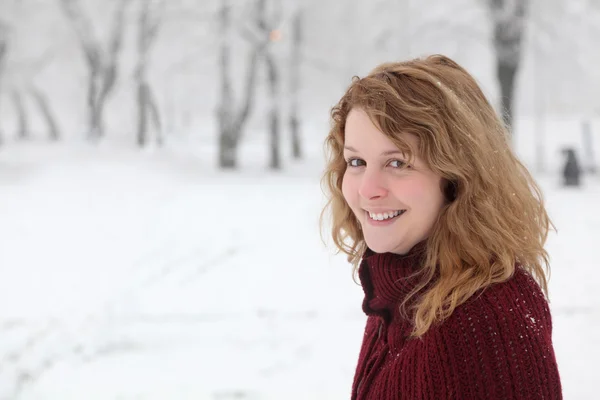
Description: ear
442,179,458,202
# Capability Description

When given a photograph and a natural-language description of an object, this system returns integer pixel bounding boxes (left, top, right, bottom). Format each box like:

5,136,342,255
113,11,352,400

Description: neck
358,241,428,322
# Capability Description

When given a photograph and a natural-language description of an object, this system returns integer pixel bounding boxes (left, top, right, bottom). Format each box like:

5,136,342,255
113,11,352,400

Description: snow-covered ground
0,138,598,399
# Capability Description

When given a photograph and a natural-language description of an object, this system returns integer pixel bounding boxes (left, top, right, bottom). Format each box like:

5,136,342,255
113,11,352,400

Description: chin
364,240,394,254
365,235,414,255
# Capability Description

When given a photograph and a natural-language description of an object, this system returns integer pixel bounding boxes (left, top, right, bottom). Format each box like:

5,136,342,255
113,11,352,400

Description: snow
0,134,599,399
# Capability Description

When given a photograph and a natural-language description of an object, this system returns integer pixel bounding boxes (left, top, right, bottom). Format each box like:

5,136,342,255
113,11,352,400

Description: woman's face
342,108,446,254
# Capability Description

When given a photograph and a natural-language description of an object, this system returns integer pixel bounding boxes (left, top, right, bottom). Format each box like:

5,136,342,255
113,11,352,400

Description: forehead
344,108,418,153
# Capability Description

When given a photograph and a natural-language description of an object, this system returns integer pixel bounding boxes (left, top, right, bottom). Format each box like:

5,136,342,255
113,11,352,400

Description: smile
366,209,406,221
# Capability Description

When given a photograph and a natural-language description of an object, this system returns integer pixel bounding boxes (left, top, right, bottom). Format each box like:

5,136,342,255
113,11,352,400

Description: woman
321,55,562,399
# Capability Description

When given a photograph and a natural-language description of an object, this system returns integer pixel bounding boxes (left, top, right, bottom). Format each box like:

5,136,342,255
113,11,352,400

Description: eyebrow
343,146,405,156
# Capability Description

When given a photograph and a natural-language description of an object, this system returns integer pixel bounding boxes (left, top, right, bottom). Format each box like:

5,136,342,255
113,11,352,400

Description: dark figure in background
562,147,582,187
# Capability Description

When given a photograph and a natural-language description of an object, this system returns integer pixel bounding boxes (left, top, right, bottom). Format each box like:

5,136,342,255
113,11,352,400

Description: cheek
416,180,445,211
396,180,426,201
398,179,441,208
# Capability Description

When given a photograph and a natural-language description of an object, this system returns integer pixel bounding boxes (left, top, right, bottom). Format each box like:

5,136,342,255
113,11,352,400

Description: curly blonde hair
320,54,554,338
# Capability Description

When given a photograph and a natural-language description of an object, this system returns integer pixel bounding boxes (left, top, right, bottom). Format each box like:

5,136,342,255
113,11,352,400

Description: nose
358,169,388,200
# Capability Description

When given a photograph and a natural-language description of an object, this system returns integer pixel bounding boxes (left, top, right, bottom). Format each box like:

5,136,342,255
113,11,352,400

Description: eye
346,158,365,167
388,159,408,169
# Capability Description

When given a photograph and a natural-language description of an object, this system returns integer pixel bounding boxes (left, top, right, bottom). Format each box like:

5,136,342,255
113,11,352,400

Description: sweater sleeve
417,271,562,399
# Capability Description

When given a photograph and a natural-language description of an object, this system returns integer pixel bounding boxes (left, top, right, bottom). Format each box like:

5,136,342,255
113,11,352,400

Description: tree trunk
256,0,281,170
148,85,162,146
217,0,261,169
219,126,238,168
266,54,281,170
60,0,131,141
12,90,29,140
30,87,61,141
490,0,528,136
87,70,100,139
90,101,104,140
94,64,117,140
136,81,161,148
289,9,303,160
270,111,281,169
290,115,301,159
137,81,148,147
135,0,161,149
216,0,264,169
497,61,517,130
217,0,236,169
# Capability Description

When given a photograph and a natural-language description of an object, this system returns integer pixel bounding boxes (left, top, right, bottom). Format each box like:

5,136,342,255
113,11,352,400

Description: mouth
365,209,406,222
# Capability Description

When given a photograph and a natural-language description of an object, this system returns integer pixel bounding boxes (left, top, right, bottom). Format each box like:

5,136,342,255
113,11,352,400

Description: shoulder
448,266,553,334
418,267,562,399
437,266,555,348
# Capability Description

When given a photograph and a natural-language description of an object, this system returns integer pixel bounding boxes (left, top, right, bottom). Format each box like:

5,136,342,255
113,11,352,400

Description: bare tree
0,1,63,143
11,89,29,140
0,48,61,144
488,0,529,133
288,7,303,160
6,86,59,142
135,0,164,148
60,0,132,140
30,86,60,141
217,0,267,169
255,0,283,170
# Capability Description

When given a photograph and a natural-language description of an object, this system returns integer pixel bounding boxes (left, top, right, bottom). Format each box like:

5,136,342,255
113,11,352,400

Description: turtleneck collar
358,241,428,322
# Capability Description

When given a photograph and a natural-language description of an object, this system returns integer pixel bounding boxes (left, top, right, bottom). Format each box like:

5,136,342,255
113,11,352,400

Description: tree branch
107,0,133,66
59,0,102,68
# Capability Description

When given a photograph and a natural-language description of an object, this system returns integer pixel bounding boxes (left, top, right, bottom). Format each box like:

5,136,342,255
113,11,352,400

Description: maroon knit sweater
352,246,562,399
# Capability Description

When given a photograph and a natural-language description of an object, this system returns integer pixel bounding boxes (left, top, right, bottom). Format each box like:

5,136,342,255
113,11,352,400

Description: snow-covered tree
487,0,529,133
253,0,283,169
217,0,268,169
288,5,303,160
59,0,132,140
134,0,165,148
0,1,61,142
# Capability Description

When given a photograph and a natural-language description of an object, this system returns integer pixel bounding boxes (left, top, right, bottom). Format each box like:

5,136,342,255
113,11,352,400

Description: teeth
368,210,404,221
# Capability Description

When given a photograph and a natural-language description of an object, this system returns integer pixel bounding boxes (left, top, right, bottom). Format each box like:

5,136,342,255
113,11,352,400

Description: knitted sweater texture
351,247,562,399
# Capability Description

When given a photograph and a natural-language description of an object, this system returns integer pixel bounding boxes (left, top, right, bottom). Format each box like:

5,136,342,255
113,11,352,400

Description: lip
364,209,406,226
